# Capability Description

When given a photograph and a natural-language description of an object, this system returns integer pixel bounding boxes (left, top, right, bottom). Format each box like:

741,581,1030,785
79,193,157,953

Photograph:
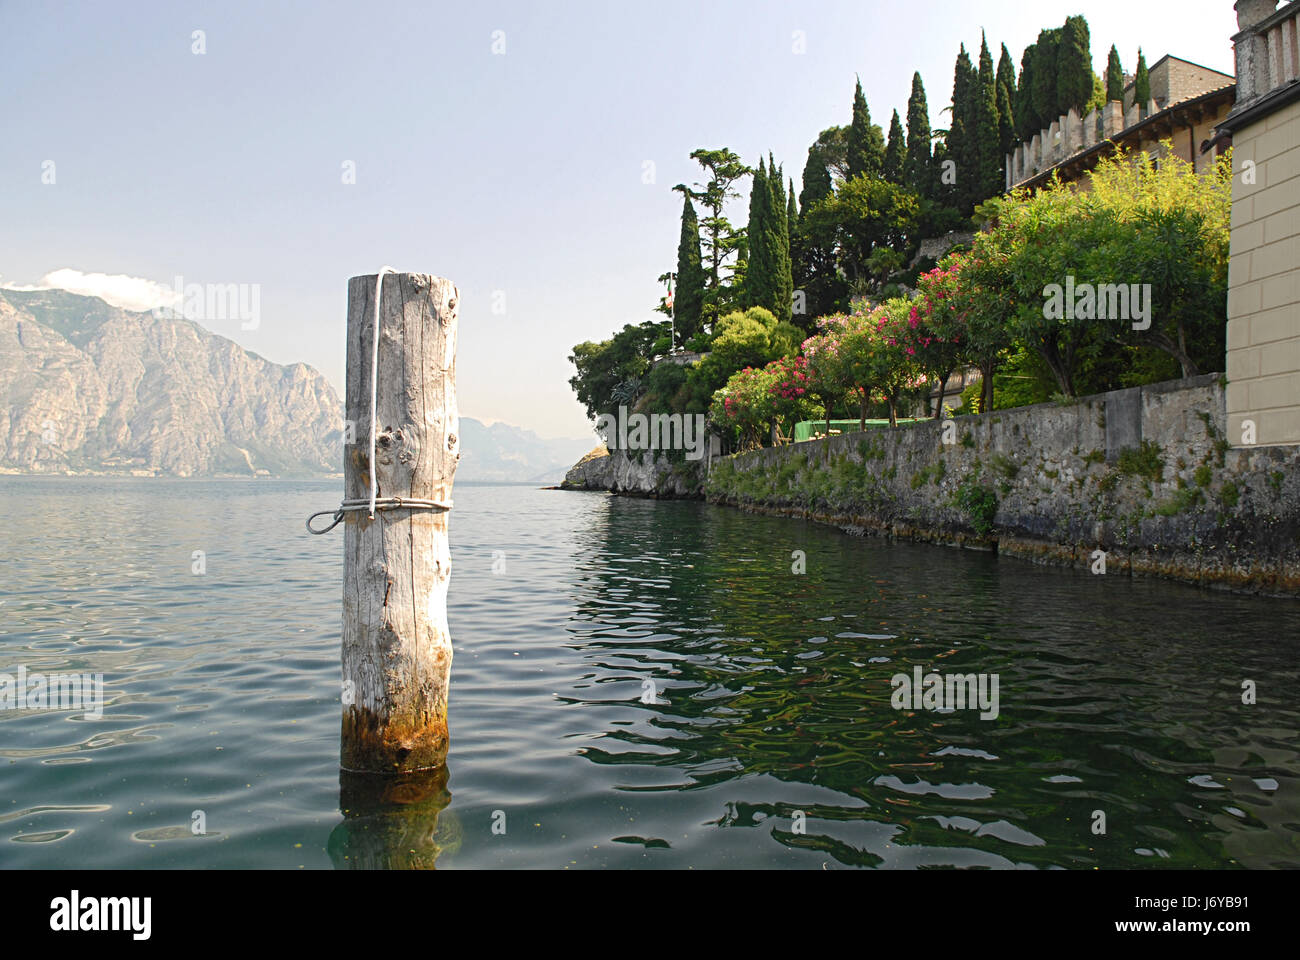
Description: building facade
1219,0,1300,447
1006,56,1236,192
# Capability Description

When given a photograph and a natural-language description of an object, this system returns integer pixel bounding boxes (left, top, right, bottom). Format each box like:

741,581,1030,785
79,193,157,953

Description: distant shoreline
0,470,343,481
0,472,562,485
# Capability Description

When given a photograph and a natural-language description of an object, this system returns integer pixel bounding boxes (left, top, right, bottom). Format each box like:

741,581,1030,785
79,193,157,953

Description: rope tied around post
306,497,454,535
306,268,454,535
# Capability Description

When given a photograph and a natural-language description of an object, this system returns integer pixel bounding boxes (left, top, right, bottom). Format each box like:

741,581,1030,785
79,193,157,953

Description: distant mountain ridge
0,287,592,481
0,288,341,476
455,417,594,484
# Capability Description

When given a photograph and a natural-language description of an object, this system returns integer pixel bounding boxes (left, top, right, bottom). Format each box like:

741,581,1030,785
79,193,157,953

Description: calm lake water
1,476,1297,869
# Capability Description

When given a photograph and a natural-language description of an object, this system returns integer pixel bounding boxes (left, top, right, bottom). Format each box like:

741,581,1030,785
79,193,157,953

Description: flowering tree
914,251,1016,412
812,311,880,432
870,299,928,426
768,355,818,435
711,364,782,451
909,263,968,417
800,326,850,439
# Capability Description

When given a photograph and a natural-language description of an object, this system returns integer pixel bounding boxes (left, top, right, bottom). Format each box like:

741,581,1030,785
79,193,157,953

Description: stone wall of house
704,375,1300,597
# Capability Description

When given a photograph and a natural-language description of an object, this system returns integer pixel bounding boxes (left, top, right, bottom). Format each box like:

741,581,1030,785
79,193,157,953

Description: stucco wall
1226,96,1300,447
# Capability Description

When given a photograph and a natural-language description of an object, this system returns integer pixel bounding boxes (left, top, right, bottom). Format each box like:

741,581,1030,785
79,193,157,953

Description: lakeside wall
560,376,1300,596
705,374,1300,597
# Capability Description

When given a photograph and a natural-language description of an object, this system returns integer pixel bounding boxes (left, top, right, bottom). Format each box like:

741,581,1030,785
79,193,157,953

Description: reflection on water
329,769,455,869
0,477,1296,868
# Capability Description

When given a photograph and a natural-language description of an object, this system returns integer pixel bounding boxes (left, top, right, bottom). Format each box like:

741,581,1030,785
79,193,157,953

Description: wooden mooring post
341,271,459,774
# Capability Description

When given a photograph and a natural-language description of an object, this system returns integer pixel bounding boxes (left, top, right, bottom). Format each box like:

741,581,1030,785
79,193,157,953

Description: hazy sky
0,0,1239,439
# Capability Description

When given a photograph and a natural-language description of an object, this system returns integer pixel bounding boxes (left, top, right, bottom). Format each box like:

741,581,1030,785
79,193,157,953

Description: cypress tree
672,195,706,344
785,177,798,321
1106,45,1125,102
799,143,833,214
1134,49,1150,110
847,77,885,180
769,159,793,323
793,148,839,325
1016,44,1040,141
744,158,772,314
1057,15,1093,114
949,44,979,211
905,72,933,197
997,79,1016,160
883,109,906,184
1032,28,1062,124
975,34,1003,201
997,44,1017,101
931,137,953,211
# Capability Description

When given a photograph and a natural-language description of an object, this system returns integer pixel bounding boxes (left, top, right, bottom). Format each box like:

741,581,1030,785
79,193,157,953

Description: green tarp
792,419,921,442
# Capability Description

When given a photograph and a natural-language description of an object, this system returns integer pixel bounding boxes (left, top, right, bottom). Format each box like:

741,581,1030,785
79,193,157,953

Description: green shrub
991,453,1020,480
954,477,999,537
1155,487,1201,516
1116,441,1164,483
1220,480,1240,509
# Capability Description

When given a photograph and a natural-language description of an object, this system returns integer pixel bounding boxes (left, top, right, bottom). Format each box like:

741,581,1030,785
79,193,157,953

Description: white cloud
1,269,181,314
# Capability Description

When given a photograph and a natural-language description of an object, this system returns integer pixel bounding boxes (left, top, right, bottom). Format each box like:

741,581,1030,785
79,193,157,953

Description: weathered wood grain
341,272,459,773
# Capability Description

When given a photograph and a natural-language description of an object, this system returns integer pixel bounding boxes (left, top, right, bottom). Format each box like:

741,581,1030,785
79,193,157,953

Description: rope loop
306,509,346,535
305,497,453,535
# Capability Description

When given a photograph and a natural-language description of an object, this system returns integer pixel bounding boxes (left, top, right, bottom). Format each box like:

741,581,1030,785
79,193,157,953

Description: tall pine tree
769,158,793,323
948,44,980,212
1106,45,1125,102
997,44,1017,101
847,77,885,180
1032,28,1062,124
883,110,906,184
1016,44,1040,141
799,143,833,214
1134,49,1151,110
678,148,751,329
1057,15,1094,114
997,78,1016,163
905,72,933,198
744,158,773,314
976,33,1003,202
671,193,706,345
794,140,842,326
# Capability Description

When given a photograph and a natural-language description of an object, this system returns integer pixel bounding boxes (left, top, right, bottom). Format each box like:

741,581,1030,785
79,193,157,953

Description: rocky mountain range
0,288,592,481
454,418,594,484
